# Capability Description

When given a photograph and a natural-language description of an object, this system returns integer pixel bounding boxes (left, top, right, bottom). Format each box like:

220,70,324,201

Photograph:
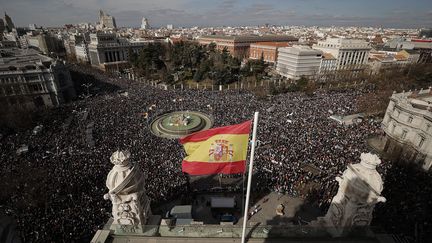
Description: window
394,110,400,118
25,75,39,81
401,130,408,139
408,116,413,123
418,136,425,148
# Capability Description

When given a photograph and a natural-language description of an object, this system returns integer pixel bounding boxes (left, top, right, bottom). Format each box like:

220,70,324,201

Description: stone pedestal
104,150,151,232
313,153,386,237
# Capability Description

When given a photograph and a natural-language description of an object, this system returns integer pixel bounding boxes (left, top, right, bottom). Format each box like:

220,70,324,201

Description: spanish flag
180,120,252,175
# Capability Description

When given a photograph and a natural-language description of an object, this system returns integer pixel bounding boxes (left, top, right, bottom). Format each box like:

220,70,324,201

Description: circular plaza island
150,111,213,139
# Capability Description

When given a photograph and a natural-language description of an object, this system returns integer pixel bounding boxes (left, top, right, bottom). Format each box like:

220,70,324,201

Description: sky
0,0,431,28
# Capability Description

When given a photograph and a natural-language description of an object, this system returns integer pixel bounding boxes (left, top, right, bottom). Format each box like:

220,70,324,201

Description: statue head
360,153,381,170
110,150,131,166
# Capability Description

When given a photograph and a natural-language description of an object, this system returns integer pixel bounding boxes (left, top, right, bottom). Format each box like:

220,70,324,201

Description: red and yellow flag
180,120,252,175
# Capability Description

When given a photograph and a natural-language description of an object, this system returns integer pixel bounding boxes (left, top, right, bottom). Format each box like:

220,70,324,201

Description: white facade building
75,44,89,63
381,89,432,171
276,46,322,80
88,33,153,71
313,38,371,70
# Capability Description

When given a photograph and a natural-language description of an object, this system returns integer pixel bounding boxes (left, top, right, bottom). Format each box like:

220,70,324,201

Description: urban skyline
0,0,431,28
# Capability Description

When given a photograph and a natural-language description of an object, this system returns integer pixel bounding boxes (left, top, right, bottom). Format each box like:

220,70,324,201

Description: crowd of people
0,64,428,242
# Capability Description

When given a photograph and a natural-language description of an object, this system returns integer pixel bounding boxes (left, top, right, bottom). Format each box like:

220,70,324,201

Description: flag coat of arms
180,120,252,175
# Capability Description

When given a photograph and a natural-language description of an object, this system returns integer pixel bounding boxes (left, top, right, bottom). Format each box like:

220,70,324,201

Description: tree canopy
130,41,246,85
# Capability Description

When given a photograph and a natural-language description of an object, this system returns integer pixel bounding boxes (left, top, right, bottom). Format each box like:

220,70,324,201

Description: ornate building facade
88,33,153,71
0,47,76,110
313,38,371,71
198,35,298,59
381,88,432,171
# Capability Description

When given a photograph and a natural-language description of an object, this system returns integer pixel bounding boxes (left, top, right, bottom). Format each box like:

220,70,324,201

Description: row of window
0,83,46,96
391,106,431,131
251,51,275,61
393,124,426,148
338,51,367,66
318,43,368,49
0,75,41,84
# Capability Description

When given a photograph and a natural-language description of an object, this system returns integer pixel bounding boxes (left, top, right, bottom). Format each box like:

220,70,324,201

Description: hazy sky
0,0,431,28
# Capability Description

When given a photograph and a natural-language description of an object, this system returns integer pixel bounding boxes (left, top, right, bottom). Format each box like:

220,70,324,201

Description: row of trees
357,63,432,115
129,41,268,85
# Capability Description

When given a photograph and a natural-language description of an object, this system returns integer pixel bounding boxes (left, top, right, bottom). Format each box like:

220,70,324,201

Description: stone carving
104,150,151,229
313,153,386,237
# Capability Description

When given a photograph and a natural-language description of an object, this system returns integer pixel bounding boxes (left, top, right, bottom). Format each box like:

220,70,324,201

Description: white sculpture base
104,150,152,233
312,153,386,237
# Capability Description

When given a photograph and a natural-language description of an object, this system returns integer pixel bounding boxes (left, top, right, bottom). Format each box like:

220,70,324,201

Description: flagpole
241,111,259,243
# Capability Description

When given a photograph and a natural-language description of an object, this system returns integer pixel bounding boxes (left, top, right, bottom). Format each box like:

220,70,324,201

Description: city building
88,32,153,71
75,44,89,63
0,39,18,48
2,32,20,48
384,38,432,51
368,50,413,73
0,47,76,110
249,42,290,63
141,18,150,30
98,10,117,29
381,89,432,171
198,35,298,58
319,52,337,73
167,24,173,30
27,33,66,57
18,36,28,49
312,38,371,71
64,34,89,62
318,52,337,81
4,12,15,32
418,49,432,64
276,46,323,80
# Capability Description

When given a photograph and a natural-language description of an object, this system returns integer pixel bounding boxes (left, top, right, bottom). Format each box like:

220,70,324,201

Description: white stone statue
104,150,151,229
314,153,386,237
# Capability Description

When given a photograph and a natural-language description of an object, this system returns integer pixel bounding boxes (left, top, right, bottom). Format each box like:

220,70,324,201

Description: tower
141,18,150,30
4,12,15,32
99,9,105,21
98,10,116,29
104,150,152,232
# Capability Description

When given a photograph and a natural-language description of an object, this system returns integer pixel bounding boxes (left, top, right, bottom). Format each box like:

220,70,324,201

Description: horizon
0,0,431,29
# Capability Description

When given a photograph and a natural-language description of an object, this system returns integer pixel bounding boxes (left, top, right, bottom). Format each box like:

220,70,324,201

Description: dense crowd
0,65,428,242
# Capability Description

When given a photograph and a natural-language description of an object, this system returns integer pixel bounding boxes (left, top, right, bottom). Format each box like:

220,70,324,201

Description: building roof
280,46,322,56
251,42,291,48
371,36,384,44
199,35,298,42
391,88,432,113
322,53,336,60
0,48,53,70
394,53,408,61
